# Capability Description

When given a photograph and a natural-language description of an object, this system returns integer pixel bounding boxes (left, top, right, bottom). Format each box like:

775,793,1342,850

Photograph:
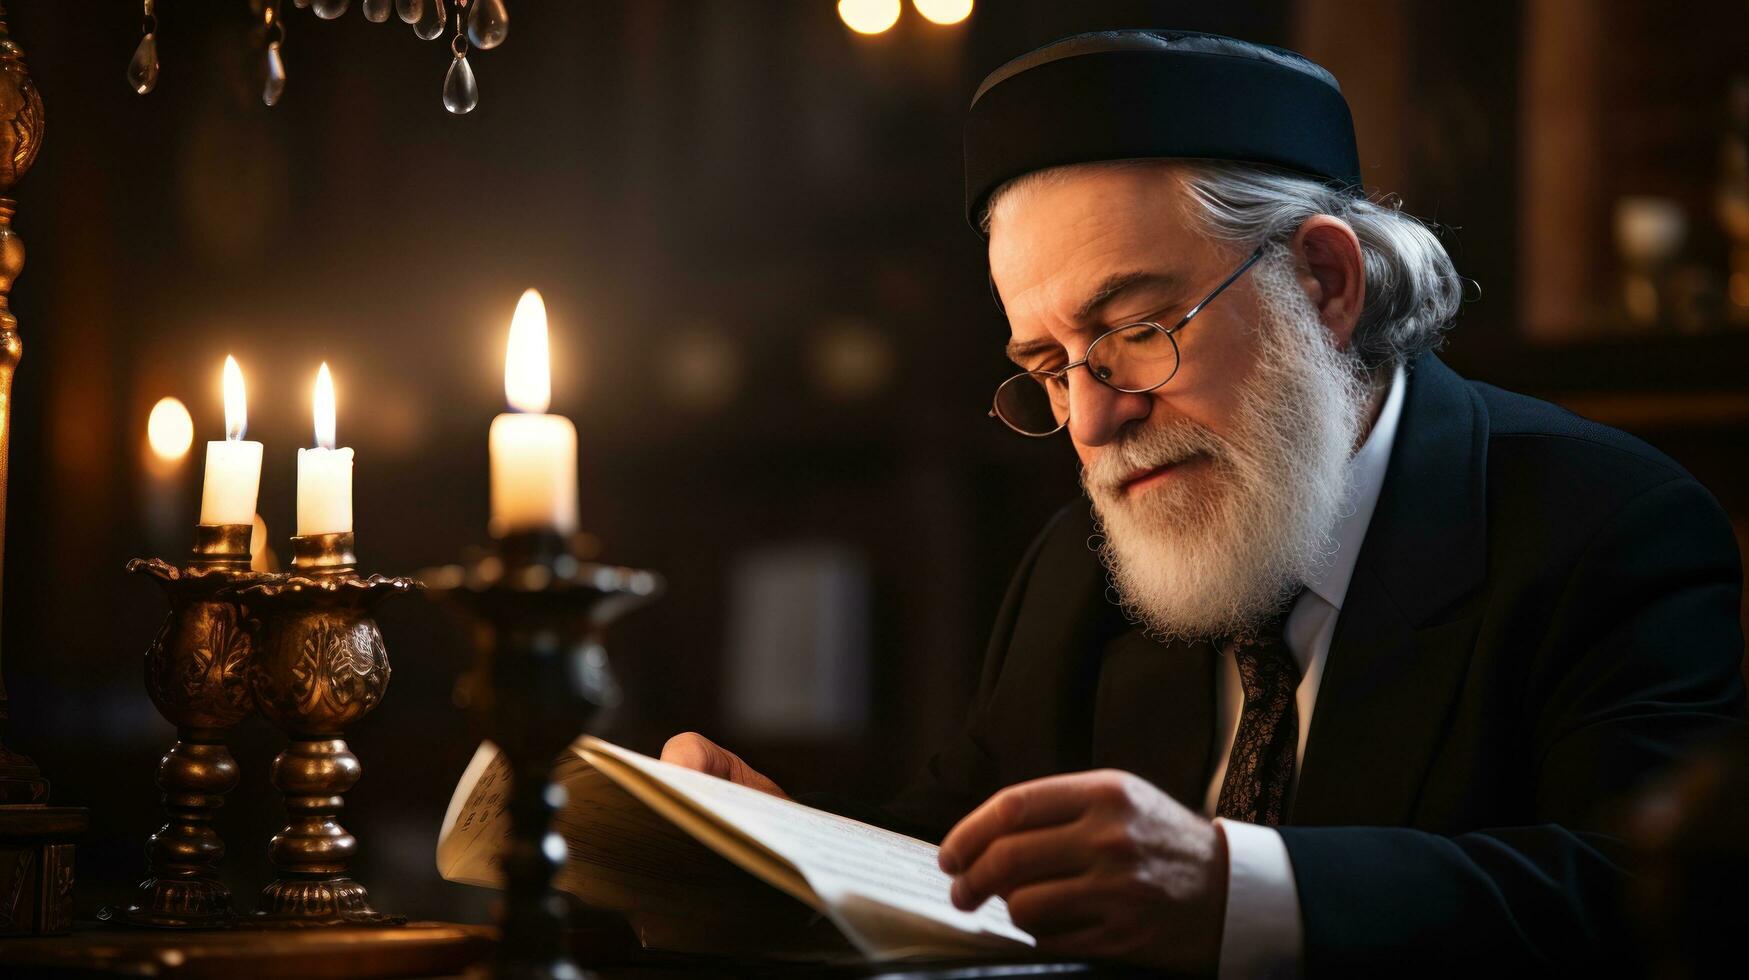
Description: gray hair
983,160,1464,375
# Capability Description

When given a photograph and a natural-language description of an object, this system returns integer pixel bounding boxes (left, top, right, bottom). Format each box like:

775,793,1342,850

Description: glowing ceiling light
838,0,901,35
146,396,194,461
913,0,972,26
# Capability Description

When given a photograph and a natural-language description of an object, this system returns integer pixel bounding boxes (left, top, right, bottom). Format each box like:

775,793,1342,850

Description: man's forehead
989,170,1204,320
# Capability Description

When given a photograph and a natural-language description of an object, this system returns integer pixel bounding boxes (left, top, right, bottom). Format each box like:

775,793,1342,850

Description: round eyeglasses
989,246,1265,437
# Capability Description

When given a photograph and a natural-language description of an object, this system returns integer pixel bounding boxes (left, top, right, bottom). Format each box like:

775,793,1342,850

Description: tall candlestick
198,355,262,526
297,362,354,536
488,289,579,536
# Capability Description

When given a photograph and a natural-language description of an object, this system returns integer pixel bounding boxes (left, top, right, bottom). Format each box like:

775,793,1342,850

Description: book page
437,741,800,916
579,738,1035,957
436,741,510,887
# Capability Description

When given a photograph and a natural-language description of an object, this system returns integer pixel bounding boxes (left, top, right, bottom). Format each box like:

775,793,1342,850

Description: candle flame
505,288,552,414
146,396,194,461
223,355,248,440
314,362,337,450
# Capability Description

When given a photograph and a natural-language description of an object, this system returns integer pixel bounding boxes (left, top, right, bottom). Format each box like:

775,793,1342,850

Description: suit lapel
1291,567,1482,825
1292,356,1491,826
1092,629,1216,807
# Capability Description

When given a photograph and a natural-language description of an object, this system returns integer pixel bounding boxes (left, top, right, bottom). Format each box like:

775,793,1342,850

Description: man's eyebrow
1004,338,1061,366
1003,270,1187,366
1073,270,1183,321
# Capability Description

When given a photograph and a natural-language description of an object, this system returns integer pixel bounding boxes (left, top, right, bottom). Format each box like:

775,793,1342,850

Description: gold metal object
290,531,357,572
423,529,663,979
0,0,49,808
239,532,418,927
119,525,270,928
191,523,253,566
0,4,85,940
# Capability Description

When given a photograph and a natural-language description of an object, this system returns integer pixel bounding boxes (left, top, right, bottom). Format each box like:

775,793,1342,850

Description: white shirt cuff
1215,818,1305,980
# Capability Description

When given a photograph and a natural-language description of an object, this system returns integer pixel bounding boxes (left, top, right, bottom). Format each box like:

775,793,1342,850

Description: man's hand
660,732,789,799
937,770,1228,973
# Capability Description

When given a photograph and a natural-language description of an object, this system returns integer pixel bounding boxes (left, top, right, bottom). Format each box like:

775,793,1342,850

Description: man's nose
1067,369,1151,447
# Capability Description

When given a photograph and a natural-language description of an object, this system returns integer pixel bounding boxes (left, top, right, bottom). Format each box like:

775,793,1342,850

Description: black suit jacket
883,354,1745,976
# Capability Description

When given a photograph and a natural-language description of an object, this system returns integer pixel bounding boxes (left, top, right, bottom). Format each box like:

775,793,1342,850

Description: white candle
198,355,263,526
297,362,354,536
488,288,580,536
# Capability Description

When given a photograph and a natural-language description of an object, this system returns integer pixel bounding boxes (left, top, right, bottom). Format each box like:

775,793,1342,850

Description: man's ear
1289,215,1365,349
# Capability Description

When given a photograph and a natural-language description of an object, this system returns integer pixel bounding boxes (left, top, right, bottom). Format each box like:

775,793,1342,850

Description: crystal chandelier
127,0,509,115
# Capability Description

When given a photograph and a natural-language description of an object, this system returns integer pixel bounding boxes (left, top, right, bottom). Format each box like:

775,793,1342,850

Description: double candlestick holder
423,530,663,980
121,524,417,928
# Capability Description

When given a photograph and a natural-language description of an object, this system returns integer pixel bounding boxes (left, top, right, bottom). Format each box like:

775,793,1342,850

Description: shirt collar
1303,363,1407,611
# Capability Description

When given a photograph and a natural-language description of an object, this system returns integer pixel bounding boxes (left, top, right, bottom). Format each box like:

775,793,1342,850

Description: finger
660,732,789,799
1000,875,1105,941
660,732,729,776
940,771,1127,874
950,819,1093,911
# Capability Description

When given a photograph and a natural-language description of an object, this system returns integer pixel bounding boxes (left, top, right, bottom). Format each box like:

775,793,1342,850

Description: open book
437,736,1035,962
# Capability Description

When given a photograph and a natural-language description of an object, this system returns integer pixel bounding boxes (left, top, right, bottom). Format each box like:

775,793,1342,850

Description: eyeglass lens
993,324,1181,435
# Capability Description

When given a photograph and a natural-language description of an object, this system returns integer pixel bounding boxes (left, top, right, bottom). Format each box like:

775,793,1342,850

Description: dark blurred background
0,0,1744,924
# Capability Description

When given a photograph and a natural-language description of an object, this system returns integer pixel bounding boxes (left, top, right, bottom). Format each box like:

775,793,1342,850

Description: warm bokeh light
222,354,248,440
314,362,337,450
146,396,194,461
250,513,277,572
912,0,972,26
505,287,552,414
838,0,900,35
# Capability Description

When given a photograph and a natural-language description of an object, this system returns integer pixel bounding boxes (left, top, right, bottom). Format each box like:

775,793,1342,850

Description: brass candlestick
120,524,270,929
424,530,663,980
238,531,417,927
0,0,46,809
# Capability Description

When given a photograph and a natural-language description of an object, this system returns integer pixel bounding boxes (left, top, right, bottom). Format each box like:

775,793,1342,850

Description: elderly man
664,31,1746,977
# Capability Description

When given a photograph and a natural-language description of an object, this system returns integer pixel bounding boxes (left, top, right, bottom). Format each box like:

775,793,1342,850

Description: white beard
1081,248,1372,643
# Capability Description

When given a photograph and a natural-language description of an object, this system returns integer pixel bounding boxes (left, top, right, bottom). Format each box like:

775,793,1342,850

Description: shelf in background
1452,329,1749,431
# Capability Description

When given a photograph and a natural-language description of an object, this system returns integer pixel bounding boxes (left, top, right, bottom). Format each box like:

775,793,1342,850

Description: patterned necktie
1215,616,1302,826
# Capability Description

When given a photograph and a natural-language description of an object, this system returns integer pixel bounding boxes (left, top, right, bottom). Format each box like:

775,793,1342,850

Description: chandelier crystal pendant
124,0,507,114
126,0,159,95
443,10,478,115
466,0,507,49
262,1,287,107
413,0,446,40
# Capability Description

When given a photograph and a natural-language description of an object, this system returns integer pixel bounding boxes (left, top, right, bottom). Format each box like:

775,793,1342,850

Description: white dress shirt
1208,365,1407,979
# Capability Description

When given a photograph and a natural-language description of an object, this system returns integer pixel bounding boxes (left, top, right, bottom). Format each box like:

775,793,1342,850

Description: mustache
1082,417,1227,496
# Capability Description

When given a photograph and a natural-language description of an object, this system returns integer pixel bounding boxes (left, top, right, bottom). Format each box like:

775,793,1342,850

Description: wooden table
0,922,1155,978
0,922,496,978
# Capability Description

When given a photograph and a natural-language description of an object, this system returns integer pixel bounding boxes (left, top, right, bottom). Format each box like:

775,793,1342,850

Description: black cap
964,30,1361,230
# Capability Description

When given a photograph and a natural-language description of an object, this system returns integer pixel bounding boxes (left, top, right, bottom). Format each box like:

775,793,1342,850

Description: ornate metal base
238,541,418,929
119,729,242,928
248,735,405,928
119,875,234,929
123,538,264,932
252,877,405,928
